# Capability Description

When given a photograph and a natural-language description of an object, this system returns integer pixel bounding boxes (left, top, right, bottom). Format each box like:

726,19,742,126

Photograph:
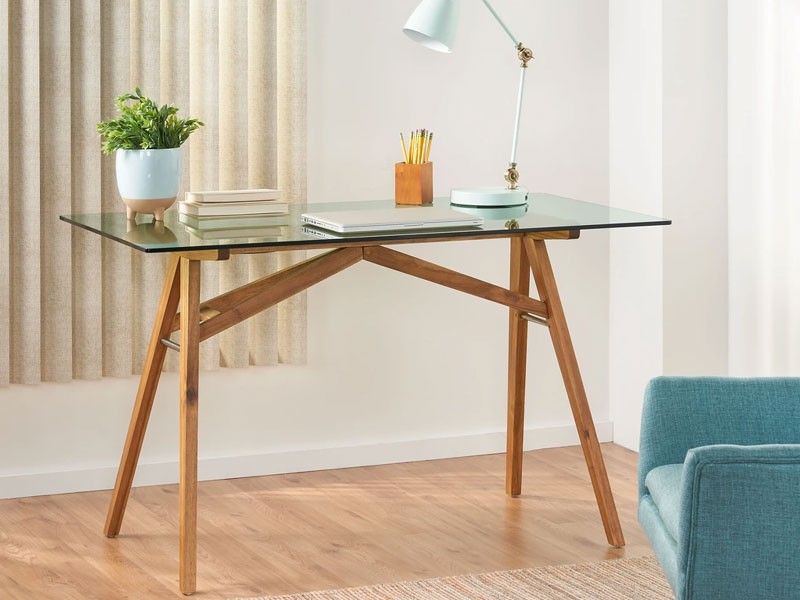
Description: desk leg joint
521,313,548,327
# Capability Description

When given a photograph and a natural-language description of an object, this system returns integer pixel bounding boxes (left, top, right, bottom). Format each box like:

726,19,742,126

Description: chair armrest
677,444,800,600
638,376,800,498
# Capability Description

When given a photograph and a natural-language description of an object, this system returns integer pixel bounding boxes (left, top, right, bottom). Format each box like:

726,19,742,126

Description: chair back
638,376,800,497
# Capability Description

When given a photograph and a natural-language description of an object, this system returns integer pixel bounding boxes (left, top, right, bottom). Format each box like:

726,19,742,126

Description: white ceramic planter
116,148,182,221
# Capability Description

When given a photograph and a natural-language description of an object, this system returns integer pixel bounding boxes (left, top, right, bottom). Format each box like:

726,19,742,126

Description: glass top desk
62,193,670,595
62,193,668,253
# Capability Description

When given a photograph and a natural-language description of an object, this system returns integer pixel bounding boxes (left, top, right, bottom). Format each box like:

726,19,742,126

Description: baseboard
0,421,612,500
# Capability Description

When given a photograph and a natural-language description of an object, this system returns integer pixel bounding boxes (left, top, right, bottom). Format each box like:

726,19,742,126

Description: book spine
186,191,281,204
178,201,288,217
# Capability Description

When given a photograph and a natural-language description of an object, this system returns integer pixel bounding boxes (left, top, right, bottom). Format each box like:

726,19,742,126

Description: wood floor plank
34,494,176,598
0,445,649,599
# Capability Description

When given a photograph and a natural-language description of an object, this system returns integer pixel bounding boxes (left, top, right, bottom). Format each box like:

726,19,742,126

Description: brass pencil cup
395,162,433,206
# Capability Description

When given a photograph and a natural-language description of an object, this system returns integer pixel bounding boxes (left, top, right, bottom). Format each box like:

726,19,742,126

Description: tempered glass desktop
61,193,669,253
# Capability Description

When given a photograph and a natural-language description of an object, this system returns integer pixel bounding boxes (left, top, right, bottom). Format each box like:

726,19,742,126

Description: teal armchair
638,377,800,600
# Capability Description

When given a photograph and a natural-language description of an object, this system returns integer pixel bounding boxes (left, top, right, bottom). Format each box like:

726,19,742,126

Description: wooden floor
0,444,650,599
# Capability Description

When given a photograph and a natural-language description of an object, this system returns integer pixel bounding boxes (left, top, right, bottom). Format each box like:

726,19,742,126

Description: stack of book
178,189,289,239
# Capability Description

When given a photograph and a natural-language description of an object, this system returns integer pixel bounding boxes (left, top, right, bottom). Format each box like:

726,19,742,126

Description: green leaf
96,87,204,154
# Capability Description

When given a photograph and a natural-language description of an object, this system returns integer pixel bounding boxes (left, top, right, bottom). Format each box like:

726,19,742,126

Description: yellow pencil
412,130,418,164
424,131,433,162
400,133,409,163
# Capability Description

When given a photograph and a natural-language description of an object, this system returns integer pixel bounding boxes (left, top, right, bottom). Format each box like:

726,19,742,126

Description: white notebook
300,207,483,234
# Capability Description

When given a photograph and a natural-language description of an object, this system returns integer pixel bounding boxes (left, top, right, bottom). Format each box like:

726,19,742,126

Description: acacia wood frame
103,231,625,595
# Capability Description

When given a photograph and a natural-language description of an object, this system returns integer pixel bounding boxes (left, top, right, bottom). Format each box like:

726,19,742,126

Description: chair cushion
644,463,683,542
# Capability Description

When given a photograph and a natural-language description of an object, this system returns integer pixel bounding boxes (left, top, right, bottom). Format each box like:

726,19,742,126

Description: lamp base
450,203,528,221
450,186,528,208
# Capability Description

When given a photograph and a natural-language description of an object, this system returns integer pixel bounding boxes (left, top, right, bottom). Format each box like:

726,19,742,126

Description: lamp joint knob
516,43,534,68
505,163,520,190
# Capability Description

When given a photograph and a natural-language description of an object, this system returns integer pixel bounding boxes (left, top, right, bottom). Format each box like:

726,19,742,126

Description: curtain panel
0,0,308,385
728,0,800,375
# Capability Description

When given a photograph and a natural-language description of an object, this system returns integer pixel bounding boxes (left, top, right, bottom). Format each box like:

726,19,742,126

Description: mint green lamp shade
403,0,460,53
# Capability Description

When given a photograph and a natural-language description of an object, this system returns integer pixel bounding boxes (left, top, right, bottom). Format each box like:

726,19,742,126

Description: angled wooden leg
105,255,181,537
179,257,201,595
524,237,625,547
506,236,531,497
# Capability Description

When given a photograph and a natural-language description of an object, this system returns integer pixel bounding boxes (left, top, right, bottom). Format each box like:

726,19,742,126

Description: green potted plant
97,88,204,221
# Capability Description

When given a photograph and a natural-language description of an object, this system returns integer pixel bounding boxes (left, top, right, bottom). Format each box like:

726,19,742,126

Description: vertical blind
0,0,308,385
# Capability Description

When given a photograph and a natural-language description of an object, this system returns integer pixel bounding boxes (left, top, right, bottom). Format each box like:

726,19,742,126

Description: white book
185,225,285,240
178,200,289,218
185,188,282,204
179,213,289,230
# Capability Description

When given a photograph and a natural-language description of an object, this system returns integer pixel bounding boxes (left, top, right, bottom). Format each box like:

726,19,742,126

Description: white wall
0,0,612,498
608,0,664,451
609,0,729,451
663,0,727,376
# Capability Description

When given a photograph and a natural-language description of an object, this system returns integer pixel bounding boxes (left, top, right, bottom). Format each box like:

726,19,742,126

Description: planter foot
122,197,176,221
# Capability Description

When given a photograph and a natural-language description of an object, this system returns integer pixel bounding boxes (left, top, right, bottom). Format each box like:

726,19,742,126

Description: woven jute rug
237,556,673,600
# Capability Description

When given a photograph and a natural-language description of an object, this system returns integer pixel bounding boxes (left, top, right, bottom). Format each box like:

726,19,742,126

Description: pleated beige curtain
0,0,307,385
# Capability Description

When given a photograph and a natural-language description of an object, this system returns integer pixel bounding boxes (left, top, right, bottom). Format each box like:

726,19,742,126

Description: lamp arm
505,66,527,189
504,49,534,189
479,0,519,47
479,0,534,190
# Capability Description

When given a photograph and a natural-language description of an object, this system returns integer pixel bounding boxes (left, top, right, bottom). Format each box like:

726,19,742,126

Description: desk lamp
404,0,533,208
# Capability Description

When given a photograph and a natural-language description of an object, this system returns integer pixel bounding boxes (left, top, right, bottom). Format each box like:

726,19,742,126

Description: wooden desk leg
524,237,625,547
506,237,531,497
105,255,181,537
179,257,201,595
